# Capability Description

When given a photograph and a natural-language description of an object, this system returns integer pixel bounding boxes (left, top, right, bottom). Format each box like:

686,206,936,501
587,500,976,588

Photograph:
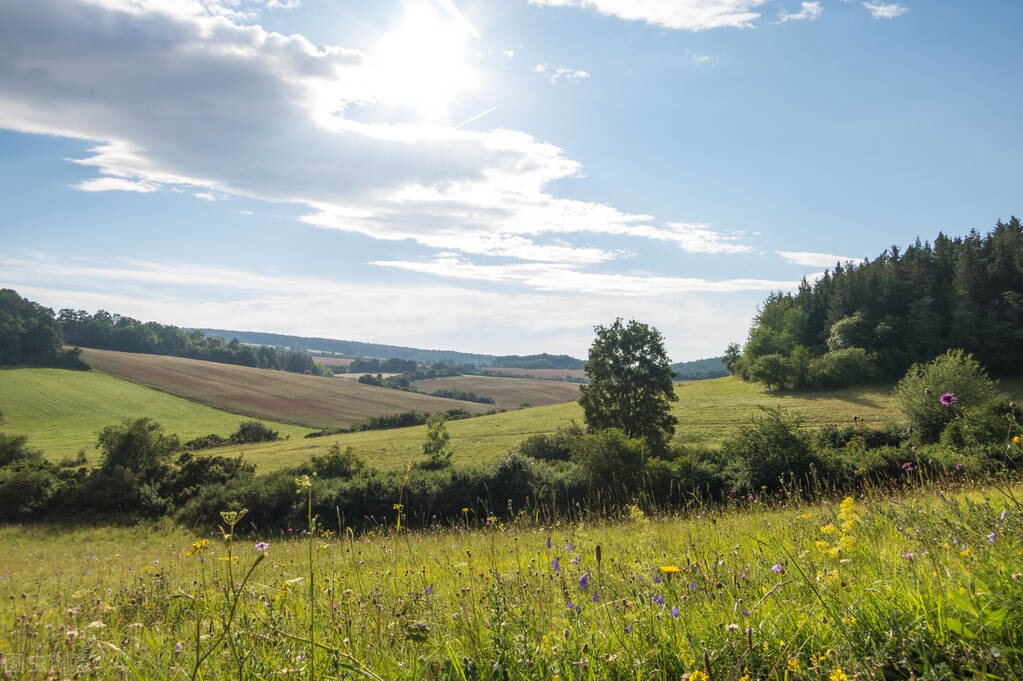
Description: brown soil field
480,367,587,380
312,356,355,368
411,375,580,409
81,349,494,429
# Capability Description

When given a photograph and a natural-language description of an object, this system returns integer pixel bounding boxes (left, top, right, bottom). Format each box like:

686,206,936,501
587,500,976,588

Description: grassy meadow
1,479,1020,679
0,367,313,460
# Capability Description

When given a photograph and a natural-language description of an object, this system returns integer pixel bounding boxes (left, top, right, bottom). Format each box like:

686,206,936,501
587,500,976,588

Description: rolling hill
79,348,502,429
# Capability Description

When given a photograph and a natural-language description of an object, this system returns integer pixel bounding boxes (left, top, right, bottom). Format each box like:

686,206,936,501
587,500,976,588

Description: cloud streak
528,0,767,31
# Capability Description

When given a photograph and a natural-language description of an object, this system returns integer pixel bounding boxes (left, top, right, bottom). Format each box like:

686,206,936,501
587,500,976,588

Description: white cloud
775,250,857,267
660,223,753,254
862,2,908,19
0,0,701,271
778,1,822,23
529,0,767,31
372,254,795,295
535,63,591,83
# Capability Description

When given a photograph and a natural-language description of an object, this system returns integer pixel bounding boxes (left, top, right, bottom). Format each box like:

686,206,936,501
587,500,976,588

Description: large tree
578,318,678,454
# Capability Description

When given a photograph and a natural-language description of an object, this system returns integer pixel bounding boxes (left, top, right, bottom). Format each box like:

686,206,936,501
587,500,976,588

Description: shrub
230,420,280,444
721,406,820,493
894,349,1003,443
569,428,646,494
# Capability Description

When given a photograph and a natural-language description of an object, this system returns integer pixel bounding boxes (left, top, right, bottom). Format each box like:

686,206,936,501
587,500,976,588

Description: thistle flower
939,392,958,406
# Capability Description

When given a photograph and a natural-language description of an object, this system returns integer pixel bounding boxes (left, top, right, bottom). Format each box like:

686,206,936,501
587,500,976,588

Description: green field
0,367,313,460
4,356,1020,474
1,482,1020,679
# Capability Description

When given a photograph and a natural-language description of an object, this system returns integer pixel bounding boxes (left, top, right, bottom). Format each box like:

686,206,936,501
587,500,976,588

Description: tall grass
2,475,1021,679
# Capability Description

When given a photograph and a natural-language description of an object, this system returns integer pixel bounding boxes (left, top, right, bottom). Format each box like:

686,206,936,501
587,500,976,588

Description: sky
1,0,1021,362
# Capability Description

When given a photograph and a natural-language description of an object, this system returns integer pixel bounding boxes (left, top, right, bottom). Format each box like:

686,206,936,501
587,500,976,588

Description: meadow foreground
1,479,1021,680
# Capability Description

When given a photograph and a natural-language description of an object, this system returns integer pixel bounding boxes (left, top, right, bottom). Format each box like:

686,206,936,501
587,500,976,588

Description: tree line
728,217,1023,390
57,308,331,376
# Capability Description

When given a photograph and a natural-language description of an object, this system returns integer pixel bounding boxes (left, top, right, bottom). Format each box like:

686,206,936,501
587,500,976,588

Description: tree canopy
578,318,678,453
731,217,1023,390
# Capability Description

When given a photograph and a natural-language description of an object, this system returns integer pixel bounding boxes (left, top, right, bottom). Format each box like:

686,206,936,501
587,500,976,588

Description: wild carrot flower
939,392,958,406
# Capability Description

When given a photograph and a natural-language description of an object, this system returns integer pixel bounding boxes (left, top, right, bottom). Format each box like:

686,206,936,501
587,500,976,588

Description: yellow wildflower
660,565,681,575
687,671,709,681
829,667,850,681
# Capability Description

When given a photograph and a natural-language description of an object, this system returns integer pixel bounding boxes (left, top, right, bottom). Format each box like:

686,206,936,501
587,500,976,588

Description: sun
369,1,477,123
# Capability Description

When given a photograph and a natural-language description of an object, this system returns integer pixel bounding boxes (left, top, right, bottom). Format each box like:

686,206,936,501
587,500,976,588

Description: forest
729,217,1023,390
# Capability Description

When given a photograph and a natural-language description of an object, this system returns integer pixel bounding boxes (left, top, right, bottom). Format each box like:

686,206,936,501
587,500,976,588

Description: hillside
411,374,581,409
80,348,499,429
0,367,312,458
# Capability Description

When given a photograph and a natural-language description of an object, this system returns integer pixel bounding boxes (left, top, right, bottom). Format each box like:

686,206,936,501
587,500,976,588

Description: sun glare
370,1,476,122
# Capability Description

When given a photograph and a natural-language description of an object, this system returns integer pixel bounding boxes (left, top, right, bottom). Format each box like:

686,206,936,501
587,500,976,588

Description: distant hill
671,356,727,380
199,329,585,368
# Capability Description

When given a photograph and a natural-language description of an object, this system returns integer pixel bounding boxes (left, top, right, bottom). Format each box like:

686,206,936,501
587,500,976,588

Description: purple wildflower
652,594,665,606
552,557,560,573
671,606,680,618
987,532,997,545
902,552,915,560
653,574,662,584
579,573,590,591
254,542,270,552
566,542,574,551
939,392,958,406
902,462,915,471
955,463,964,471
571,555,580,564
771,563,785,574
625,624,633,634
425,585,433,595
592,591,601,602
546,537,551,549
175,642,184,654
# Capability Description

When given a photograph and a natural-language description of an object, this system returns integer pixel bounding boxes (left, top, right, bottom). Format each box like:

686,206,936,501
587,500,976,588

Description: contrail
455,106,497,129
433,0,480,38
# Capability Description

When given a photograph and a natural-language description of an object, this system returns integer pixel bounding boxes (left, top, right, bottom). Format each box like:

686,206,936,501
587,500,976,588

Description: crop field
482,367,588,380
0,367,312,460
81,348,496,429
1,480,1020,679
412,374,581,408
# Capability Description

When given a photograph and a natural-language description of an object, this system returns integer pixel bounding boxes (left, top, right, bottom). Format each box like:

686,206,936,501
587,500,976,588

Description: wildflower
902,462,914,471
901,552,914,560
659,564,681,576
987,532,997,545
254,542,270,552
185,539,209,556
955,463,964,471
771,563,785,574
546,536,551,549
1014,436,1022,445
425,585,433,595
829,667,850,681
939,392,958,406
552,557,561,573
592,591,600,602
579,573,590,591
571,555,580,564
624,624,633,634
652,594,665,606
653,574,661,584
688,671,709,681
671,606,680,618
175,642,184,654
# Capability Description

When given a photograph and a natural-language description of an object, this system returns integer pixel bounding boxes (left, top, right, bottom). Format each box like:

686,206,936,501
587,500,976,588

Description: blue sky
1,0,1020,361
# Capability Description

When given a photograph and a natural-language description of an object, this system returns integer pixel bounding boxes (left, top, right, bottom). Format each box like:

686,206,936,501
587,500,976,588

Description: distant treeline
0,289,88,369
59,310,330,376
731,217,1023,390
202,328,587,370
671,357,727,380
488,353,585,370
